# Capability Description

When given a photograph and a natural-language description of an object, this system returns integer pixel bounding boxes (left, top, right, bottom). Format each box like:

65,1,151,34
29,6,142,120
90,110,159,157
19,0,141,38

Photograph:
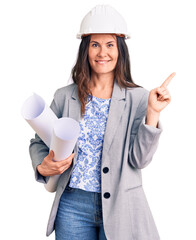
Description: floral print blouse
69,95,111,192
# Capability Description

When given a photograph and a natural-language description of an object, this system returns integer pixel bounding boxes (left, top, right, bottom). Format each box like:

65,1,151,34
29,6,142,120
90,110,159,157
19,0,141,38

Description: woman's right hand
37,150,75,177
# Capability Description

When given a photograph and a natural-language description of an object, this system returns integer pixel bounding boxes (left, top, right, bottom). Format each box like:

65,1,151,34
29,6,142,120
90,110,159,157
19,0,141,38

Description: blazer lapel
102,80,126,157
67,85,81,166
68,85,81,122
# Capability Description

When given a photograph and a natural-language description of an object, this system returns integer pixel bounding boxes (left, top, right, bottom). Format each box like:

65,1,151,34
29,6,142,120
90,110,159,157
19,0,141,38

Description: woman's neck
89,72,114,99
89,71,114,89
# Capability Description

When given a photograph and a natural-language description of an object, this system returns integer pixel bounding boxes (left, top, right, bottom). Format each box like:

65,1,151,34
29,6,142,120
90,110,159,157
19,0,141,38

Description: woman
29,5,175,240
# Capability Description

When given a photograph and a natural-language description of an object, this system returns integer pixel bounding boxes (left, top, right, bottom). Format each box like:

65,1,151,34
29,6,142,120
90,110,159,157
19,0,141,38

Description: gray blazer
29,80,162,240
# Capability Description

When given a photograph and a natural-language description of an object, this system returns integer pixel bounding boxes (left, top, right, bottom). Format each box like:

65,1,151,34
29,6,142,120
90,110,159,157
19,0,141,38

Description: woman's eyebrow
90,41,115,44
106,41,115,44
90,41,99,44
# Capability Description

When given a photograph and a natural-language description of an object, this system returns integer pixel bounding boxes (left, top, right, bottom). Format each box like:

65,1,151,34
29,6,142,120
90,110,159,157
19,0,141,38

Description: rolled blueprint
45,118,80,192
22,93,80,192
21,93,57,147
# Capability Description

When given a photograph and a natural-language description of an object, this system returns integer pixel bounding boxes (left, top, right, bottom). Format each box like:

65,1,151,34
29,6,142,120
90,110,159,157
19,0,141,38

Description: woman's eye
108,44,114,47
92,43,98,47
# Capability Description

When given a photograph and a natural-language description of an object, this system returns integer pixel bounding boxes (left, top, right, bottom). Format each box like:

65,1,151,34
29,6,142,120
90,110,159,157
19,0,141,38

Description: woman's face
88,34,119,76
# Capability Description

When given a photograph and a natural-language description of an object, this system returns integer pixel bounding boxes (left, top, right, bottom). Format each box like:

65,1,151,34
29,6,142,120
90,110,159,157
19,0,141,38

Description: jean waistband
64,185,102,205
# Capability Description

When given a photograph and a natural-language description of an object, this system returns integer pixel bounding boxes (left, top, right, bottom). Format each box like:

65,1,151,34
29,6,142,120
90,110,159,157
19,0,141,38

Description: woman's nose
97,46,107,57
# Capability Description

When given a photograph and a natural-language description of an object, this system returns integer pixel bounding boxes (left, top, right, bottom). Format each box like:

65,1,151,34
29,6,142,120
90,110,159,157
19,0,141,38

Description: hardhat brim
76,32,131,39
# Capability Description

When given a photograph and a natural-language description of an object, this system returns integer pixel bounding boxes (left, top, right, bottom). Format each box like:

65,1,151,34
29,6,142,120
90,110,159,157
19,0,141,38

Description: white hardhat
77,5,131,39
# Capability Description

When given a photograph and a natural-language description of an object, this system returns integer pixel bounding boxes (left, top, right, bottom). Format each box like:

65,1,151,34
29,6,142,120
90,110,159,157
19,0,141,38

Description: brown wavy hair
72,35,141,117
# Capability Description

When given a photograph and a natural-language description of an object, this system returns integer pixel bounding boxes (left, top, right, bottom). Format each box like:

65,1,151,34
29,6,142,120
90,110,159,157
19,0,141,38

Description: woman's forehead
90,34,117,42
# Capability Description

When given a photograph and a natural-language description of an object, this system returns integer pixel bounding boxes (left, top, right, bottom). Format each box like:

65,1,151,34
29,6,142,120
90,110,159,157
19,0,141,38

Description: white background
0,0,196,239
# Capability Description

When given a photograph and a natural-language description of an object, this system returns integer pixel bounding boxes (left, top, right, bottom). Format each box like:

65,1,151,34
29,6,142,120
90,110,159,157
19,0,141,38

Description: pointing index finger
161,72,176,88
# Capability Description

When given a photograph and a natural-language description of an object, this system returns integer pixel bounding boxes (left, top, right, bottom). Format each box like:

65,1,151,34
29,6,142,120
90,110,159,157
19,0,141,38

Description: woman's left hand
148,72,176,113
146,72,176,127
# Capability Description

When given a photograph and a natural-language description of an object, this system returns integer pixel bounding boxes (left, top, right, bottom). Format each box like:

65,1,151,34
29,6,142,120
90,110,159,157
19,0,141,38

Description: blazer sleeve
29,90,62,184
128,91,163,169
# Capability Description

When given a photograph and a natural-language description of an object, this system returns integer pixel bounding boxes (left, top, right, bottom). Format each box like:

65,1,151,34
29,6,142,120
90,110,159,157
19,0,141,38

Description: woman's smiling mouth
95,60,111,64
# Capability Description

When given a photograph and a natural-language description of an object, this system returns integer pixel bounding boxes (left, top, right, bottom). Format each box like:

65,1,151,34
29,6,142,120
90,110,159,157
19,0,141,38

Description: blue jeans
55,186,107,240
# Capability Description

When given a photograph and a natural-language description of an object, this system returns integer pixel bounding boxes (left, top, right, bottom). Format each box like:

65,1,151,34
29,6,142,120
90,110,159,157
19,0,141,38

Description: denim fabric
55,186,107,240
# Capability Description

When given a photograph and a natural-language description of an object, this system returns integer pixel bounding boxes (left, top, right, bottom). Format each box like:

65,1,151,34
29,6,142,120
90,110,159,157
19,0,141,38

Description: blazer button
103,167,109,173
104,192,110,199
